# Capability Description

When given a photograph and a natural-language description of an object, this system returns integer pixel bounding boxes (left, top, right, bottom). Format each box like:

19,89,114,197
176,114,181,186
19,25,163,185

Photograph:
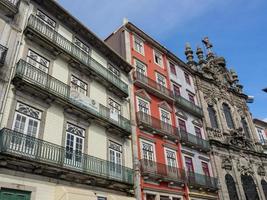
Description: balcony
0,0,19,17
180,130,210,152
0,44,8,66
0,128,134,186
13,60,131,135
140,159,186,186
133,71,174,102
187,172,218,191
24,15,128,98
174,94,203,118
136,111,179,142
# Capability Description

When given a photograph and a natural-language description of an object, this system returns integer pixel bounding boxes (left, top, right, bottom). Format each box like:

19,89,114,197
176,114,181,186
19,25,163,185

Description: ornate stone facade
185,38,267,200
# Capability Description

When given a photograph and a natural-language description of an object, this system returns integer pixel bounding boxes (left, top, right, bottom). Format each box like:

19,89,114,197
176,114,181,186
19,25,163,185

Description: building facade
106,22,218,200
0,1,135,200
185,38,267,200
253,119,267,154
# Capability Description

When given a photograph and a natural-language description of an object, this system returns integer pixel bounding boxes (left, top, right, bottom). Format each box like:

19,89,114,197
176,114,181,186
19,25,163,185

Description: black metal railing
187,172,218,190
15,59,131,133
136,111,179,139
180,130,210,152
140,159,186,183
134,71,174,99
0,44,8,66
0,128,134,184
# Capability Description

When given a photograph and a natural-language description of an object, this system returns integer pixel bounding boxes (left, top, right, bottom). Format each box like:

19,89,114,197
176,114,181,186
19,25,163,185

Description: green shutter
0,189,31,200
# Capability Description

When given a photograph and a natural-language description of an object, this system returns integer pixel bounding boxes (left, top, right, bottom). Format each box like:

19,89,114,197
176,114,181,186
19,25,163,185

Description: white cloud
263,118,267,122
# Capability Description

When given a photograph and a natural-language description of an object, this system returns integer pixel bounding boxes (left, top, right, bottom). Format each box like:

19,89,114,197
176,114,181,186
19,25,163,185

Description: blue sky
59,0,267,120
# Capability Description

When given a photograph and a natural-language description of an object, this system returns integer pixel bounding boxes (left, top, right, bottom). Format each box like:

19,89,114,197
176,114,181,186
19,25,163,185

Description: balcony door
202,162,212,186
137,98,151,125
165,149,178,179
185,157,195,182
108,98,121,122
156,72,167,93
141,141,156,172
109,141,122,180
160,109,172,133
12,102,41,156
64,123,84,168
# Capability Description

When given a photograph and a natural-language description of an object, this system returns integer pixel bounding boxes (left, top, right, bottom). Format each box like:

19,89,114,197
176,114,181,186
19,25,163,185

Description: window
0,189,31,200
134,35,144,54
108,98,121,115
184,72,191,85
27,49,49,73
185,157,194,172
156,73,166,87
225,174,239,200
154,50,163,66
97,197,107,200
166,149,177,168
65,123,85,163
109,141,122,176
135,59,147,75
70,75,87,95
146,194,156,200
241,118,250,138
195,126,202,138
188,93,195,104
12,102,41,150
208,105,219,129
202,162,210,176
169,62,176,75
73,37,90,53
36,10,56,29
257,128,265,143
173,84,180,97
160,109,171,124
222,103,234,129
141,141,155,161
137,98,150,114
178,119,187,133
160,196,171,200
108,64,120,77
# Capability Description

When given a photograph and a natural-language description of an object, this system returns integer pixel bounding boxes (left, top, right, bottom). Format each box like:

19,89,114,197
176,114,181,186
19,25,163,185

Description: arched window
241,174,260,200
222,103,234,129
261,179,267,199
207,105,219,129
225,174,239,200
241,118,250,138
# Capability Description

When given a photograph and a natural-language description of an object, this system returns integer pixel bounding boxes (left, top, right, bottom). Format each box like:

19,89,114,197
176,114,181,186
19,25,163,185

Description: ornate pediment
175,109,188,120
226,128,254,150
192,118,203,127
221,156,232,170
158,101,172,112
135,89,151,102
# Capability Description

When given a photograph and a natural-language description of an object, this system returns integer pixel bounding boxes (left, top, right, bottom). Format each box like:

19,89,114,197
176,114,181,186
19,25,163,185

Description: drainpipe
0,0,31,128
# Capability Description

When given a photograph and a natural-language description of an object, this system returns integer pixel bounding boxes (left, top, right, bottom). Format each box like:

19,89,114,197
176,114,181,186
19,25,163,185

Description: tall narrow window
184,72,191,85
70,75,87,95
160,109,171,124
154,50,163,66
169,62,176,75
65,123,85,164
185,157,194,172
36,10,56,29
208,105,219,129
241,174,260,200
223,103,234,129
257,128,265,143
166,149,177,168
108,98,121,115
188,93,195,104
225,174,239,200
156,73,166,87
202,162,210,176
135,59,147,75
137,98,150,114
142,141,155,161
195,126,202,138
261,179,267,200
134,36,144,54
173,84,180,97
241,118,250,138
109,141,122,177
27,50,49,73
178,119,187,133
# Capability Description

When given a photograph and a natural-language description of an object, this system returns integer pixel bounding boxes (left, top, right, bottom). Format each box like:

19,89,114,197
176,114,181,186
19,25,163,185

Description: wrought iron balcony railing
25,15,128,97
136,111,179,141
134,71,174,102
0,128,134,185
180,130,210,152
187,172,218,191
140,159,186,185
14,60,131,134
174,94,203,118
0,0,19,16
0,44,8,66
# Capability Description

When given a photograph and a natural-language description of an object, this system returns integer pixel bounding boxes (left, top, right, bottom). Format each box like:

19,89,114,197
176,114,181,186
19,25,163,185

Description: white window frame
36,9,56,29
109,140,123,177
135,59,147,76
137,97,150,114
159,108,172,125
153,49,163,67
140,139,156,161
108,63,120,77
26,49,50,73
70,75,88,95
133,35,144,55
156,72,167,87
164,148,177,168
73,37,90,53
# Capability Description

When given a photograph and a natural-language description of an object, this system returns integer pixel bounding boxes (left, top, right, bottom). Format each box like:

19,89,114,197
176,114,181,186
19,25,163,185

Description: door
160,109,172,133
109,141,122,179
12,103,41,156
141,141,156,173
64,123,84,168
165,149,178,179
185,157,195,183
137,98,151,125
108,98,121,122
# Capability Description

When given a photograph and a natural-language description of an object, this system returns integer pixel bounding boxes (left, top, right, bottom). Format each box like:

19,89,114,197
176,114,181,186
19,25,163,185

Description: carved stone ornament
222,156,232,170
236,153,254,175
257,164,266,176
227,128,254,150
206,127,223,139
